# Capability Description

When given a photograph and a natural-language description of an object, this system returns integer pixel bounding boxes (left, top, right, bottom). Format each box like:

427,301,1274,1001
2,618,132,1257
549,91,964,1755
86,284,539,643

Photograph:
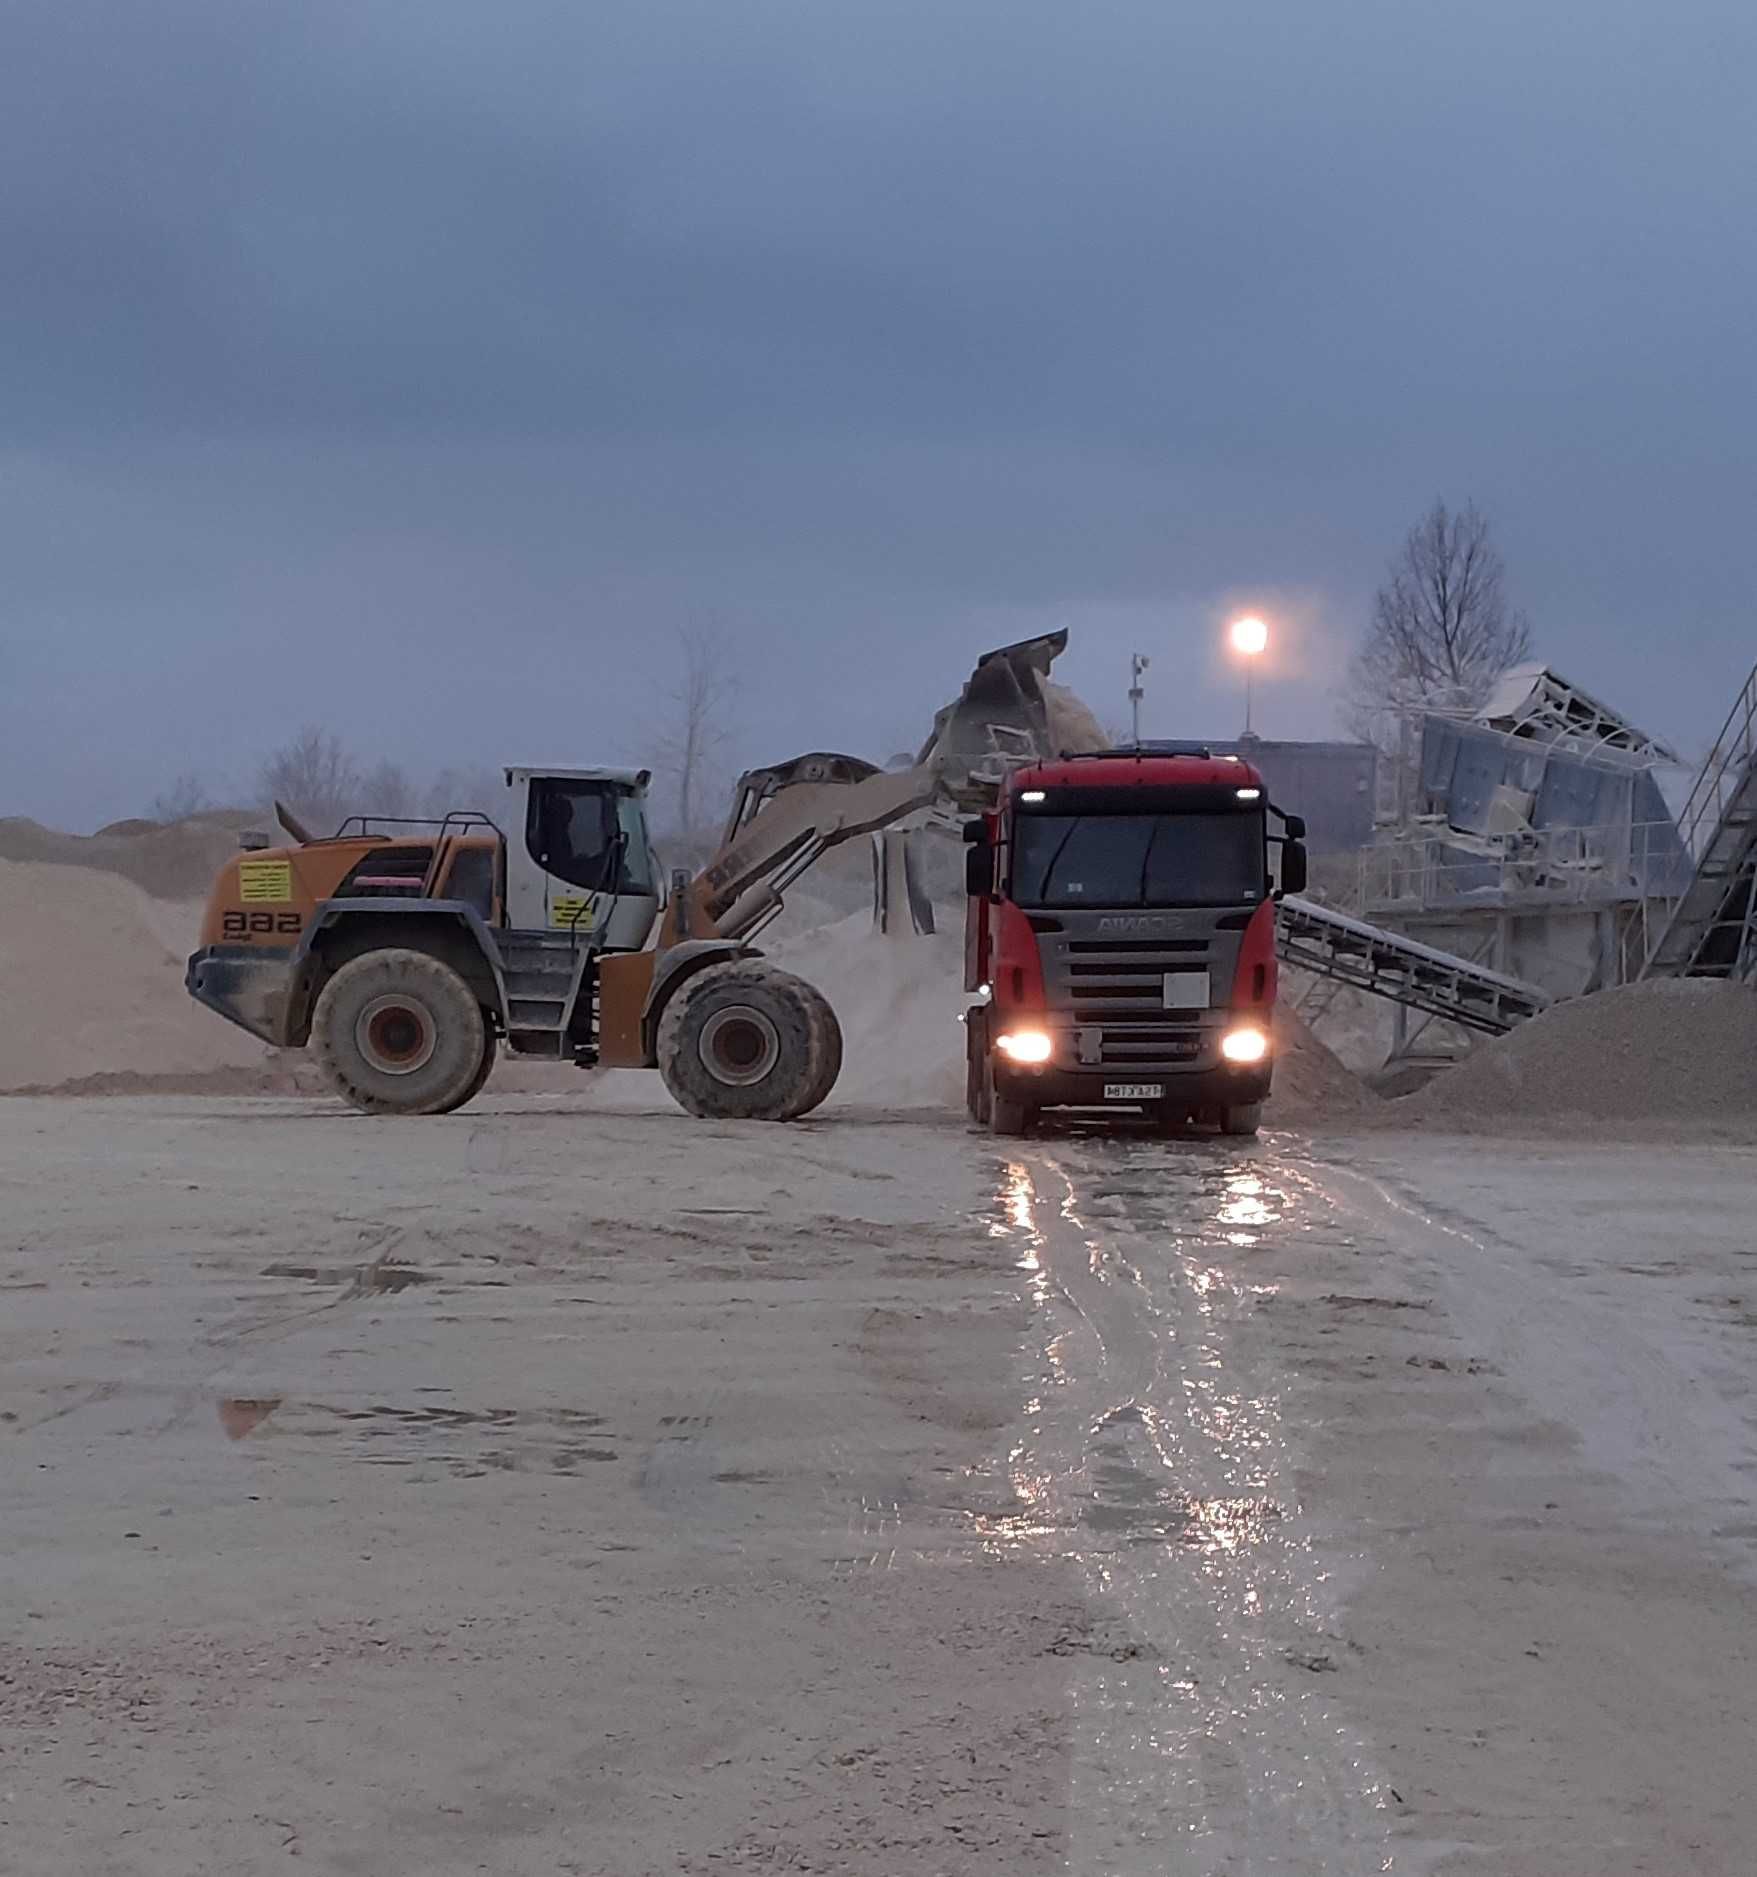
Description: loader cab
501,767,661,952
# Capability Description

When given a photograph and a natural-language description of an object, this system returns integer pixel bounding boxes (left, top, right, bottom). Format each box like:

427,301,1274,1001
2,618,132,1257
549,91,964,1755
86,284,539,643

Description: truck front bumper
993,1059,1272,1114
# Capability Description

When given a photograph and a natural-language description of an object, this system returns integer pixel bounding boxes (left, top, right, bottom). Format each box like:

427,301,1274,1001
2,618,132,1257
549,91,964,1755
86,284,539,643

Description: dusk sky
4,0,1753,829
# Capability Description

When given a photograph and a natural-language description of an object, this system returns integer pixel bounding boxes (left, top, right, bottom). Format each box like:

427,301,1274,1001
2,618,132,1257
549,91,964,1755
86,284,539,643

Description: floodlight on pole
1129,652,1149,745
1229,616,1268,734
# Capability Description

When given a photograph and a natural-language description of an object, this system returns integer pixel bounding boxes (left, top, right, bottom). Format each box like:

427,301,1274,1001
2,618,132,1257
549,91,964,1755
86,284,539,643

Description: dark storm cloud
3,0,1754,826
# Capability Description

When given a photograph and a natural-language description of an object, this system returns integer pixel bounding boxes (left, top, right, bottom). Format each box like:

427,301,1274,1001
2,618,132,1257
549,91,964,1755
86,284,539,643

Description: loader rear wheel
657,963,825,1122
312,948,490,1116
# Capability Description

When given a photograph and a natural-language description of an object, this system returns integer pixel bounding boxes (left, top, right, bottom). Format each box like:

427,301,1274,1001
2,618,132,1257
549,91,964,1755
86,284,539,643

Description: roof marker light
1020,789,1046,804
1236,787,1262,801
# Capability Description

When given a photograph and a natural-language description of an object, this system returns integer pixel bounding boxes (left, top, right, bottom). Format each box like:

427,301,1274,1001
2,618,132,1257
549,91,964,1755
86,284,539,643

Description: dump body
965,753,1290,1126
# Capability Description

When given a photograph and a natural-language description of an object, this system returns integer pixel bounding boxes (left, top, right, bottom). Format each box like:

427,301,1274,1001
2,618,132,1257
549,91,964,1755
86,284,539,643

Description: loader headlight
1221,1026,1269,1065
996,1029,1053,1065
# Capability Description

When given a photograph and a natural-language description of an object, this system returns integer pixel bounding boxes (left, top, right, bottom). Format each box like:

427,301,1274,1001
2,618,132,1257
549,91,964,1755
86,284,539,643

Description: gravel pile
1407,980,1757,1122
1270,1004,1379,1120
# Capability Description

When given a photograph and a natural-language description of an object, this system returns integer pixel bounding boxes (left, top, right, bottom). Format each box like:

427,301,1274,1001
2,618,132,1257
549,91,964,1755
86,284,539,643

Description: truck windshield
1011,812,1264,909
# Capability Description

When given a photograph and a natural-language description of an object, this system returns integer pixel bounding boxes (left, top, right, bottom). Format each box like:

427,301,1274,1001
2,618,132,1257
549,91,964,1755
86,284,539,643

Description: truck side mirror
1281,840,1308,898
961,818,987,844
965,839,994,898
1283,813,1308,841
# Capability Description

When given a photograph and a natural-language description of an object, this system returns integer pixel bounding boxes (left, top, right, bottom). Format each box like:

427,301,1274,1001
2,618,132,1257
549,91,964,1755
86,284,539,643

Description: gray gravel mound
1408,980,1757,1121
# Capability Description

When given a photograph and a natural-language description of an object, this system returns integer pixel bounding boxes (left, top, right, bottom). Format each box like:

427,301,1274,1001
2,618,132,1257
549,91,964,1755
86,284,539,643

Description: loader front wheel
657,963,825,1121
312,948,490,1116
792,981,844,1119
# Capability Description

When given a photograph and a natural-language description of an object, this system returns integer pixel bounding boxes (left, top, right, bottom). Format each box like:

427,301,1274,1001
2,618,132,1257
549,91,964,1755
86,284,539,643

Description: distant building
1213,736,1378,854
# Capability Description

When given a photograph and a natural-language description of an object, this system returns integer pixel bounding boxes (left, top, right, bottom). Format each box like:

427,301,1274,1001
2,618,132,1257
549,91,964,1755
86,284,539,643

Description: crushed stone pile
1406,980,1757,1123
1271,1004,1378,1119
0,859,272,1093
0,811,255,901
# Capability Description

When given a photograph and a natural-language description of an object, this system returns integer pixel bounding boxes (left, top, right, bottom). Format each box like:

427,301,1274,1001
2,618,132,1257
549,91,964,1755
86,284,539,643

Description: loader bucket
917,630,1069,766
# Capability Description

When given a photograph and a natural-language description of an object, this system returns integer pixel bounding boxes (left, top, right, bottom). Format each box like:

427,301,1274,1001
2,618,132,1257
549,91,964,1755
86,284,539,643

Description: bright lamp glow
1019,789,1046,804
1230,615,1269,657
1221,1026,1269,1065
1236,787,1262,802
996,1029,1053,1064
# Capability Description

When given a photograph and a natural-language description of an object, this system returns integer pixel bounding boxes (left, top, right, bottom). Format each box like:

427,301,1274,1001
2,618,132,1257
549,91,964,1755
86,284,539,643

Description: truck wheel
986,1059,1034,1136
312,948,490,1116
791,982,844,1119
965,1009,991,1124
1219,1102,1263,1138
657,962,824,1121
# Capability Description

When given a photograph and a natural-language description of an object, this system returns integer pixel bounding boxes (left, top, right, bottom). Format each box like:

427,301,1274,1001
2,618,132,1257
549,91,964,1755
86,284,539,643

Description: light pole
1229,616,1268,736
1129,652,1150,745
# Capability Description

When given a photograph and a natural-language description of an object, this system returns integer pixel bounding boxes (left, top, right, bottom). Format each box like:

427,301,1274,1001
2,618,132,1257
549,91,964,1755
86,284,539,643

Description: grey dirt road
3,1088,1756,1875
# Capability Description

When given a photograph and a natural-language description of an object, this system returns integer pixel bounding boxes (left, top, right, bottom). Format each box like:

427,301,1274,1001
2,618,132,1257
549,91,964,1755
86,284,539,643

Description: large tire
457,1029,499,1108
312,948,491,1116
791,981,844,1119
986,1057,1034,1137
656,962,827,1121
965,1009,991,1125
1220,1101,1263,1138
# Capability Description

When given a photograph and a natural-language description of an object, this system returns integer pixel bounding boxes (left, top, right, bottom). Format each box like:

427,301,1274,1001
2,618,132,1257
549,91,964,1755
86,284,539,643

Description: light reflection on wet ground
979,1135,1395,1875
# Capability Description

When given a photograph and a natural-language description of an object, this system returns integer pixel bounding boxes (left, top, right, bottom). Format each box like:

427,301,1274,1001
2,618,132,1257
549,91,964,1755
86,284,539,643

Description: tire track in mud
985,1135,1396,1876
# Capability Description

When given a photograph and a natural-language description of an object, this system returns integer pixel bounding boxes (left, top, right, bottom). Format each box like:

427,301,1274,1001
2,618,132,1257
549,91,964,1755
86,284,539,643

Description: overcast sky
3,0,1753,829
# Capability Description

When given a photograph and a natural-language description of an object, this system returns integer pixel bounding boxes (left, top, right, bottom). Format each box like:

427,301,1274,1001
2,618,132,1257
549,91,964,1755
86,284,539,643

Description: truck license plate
1104,1083,1163,1101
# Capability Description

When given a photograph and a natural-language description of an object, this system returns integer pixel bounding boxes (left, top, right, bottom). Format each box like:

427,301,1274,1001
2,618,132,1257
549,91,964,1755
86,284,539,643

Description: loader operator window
527,781,622,894
1012,811,1264,909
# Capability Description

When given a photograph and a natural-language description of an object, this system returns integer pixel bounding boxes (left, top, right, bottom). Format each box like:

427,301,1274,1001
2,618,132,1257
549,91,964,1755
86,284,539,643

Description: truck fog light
1221,1026,1269,1065
996,1029,1053,1065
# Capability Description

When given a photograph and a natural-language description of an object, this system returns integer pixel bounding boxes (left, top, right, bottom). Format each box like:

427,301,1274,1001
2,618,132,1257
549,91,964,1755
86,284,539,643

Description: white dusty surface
4,1095,1757,1875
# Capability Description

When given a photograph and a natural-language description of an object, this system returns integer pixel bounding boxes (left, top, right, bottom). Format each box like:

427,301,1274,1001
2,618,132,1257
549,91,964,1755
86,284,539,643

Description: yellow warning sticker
238,859,294,904
550,897,596,931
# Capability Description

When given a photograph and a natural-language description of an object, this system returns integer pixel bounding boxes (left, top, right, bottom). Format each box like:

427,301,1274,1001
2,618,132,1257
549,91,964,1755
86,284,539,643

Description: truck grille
1038,925,1247,1070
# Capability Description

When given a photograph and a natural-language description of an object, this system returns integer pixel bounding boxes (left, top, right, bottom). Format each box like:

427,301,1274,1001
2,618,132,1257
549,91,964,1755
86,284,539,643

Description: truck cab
962,747,1307,1136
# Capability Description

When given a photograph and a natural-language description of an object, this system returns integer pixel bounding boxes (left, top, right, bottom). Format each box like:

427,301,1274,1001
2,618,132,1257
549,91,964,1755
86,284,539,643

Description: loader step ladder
1277,896,1552,1036
497,931,592,1058
1642,664,1757,984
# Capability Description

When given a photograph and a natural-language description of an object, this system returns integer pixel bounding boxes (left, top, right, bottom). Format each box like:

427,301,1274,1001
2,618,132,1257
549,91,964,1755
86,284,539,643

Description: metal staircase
496,931,592,1058
1641,665,1757,983
1278,896,1552,1036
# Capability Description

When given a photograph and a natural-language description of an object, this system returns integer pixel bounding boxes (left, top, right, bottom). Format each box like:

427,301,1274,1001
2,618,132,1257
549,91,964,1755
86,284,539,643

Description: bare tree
1346,500,1533,743
258,728,362,835
421,765,502,820
651,626,740,836
358,760,417,821
150,772,211,823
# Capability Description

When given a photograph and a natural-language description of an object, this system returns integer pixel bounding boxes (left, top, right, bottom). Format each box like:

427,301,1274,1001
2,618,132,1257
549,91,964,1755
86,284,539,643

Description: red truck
962,746,1308,1137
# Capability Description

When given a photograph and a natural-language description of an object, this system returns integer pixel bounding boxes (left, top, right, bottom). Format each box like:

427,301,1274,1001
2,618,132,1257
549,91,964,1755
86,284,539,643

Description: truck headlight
1221,1026,1269,1065
996,1029,1053,1065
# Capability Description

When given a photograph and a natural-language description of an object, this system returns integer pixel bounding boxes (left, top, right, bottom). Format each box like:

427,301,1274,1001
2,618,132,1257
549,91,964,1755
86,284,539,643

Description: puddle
217,1397,282,1440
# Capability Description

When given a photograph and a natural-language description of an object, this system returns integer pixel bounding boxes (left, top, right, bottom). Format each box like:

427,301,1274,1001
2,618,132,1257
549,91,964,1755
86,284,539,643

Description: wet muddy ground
3,1092,1756,1874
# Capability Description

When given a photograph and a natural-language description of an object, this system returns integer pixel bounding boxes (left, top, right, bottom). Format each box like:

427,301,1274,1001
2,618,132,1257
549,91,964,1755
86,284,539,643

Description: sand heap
0,859,282,1094
770,912,970,1109
0,812,254,901
1406,979,1757,1124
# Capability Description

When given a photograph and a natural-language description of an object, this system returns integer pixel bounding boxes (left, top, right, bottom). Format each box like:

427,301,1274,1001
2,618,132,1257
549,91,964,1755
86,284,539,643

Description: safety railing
1673,664,1757,861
